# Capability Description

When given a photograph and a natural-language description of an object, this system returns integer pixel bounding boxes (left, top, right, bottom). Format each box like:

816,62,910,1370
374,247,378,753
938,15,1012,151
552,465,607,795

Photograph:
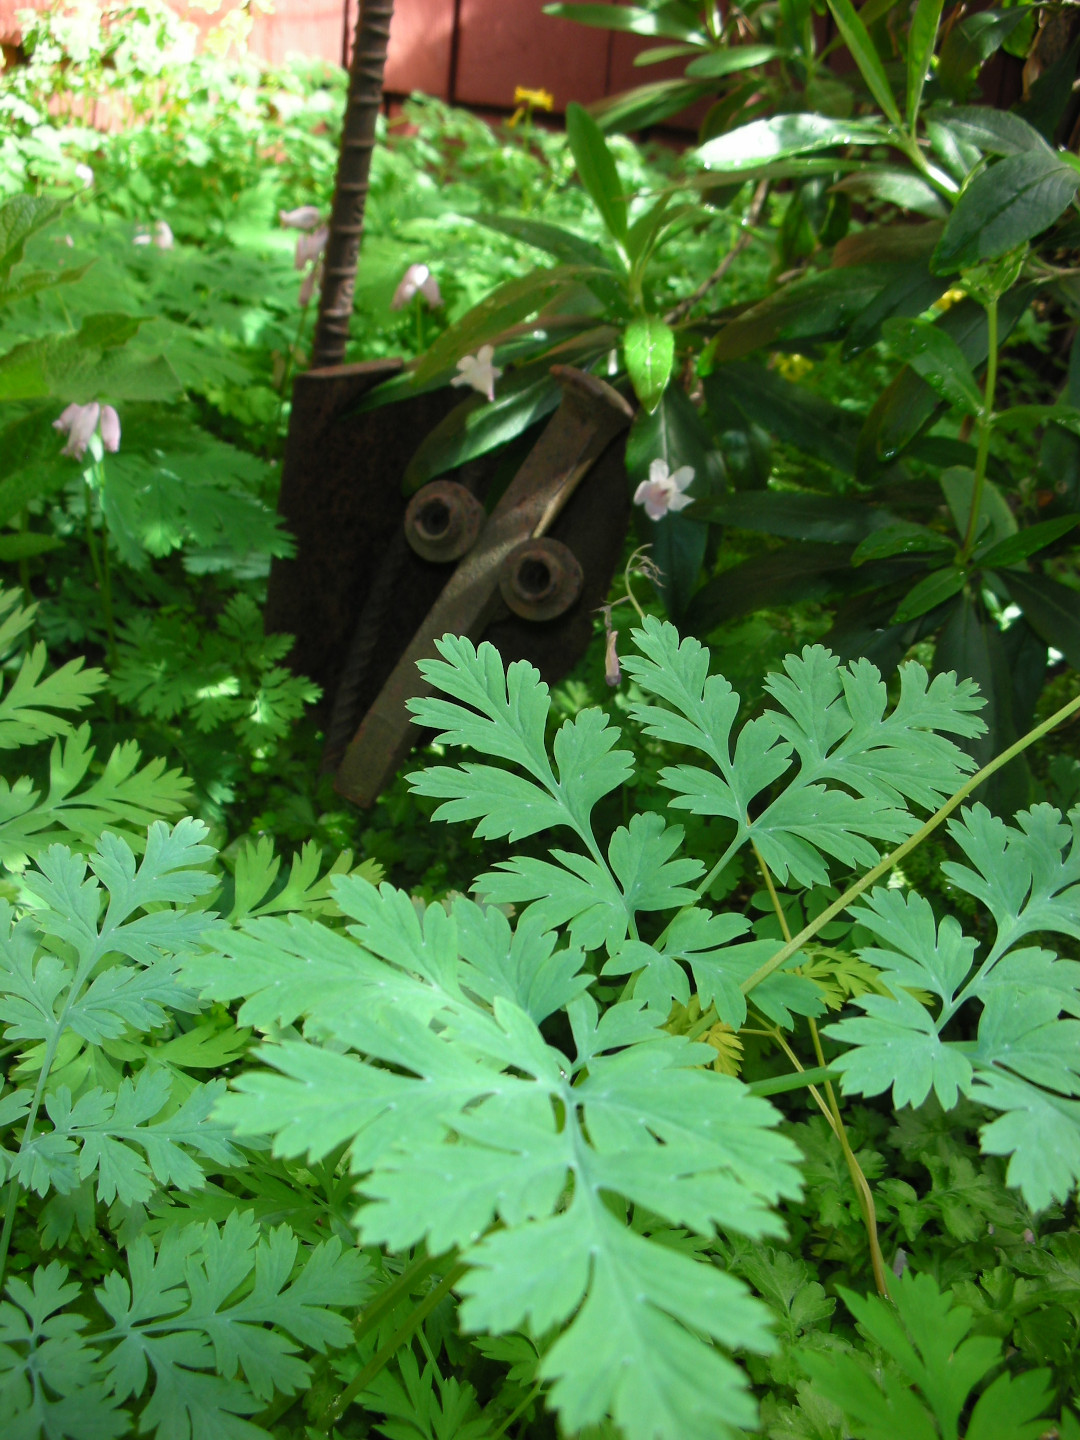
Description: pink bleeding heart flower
633,459,695,521
294,224,328,271
391,262,443,311
451,344,502,403
279,206,324,231
53,401,121,460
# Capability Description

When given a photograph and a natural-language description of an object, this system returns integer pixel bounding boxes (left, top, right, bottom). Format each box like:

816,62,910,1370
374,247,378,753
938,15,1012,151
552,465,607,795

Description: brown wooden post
313,0,395,368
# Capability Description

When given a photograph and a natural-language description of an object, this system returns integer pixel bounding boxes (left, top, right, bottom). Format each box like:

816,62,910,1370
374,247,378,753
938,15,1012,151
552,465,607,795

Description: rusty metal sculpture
265,0,633,807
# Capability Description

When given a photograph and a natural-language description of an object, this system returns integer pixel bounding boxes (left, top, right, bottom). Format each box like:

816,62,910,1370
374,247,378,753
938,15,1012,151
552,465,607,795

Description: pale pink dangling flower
451,345,502,403
633,459,695,521
53,401,121,460
294,225,328,271
279,205,324,231
99,405,121,453
298,256,323,308
391,262,443,311
602,609,621,688
152,220,174,250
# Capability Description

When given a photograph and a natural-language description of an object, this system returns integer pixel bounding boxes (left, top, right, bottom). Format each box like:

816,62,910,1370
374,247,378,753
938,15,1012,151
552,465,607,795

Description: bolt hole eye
417,499,450,537
404,480,484,562
517,558,553,597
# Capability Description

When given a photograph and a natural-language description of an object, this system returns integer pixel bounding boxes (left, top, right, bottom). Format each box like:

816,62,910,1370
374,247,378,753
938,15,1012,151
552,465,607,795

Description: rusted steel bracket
334,366,633,805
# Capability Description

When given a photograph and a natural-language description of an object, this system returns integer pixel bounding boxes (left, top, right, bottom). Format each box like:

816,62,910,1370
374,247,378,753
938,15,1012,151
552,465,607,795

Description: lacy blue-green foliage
0,588,190,868
177,620,1078,1439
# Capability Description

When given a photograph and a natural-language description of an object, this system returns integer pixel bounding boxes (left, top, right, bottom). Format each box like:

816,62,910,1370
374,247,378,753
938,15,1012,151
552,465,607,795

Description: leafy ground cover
1,3,1079,1439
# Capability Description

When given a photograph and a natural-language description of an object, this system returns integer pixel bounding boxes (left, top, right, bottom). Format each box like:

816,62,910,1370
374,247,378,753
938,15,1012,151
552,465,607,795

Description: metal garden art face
265,0,633,806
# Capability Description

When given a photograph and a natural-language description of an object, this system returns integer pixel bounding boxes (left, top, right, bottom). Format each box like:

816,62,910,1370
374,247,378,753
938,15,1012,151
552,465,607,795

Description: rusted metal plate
267,363,633,806
333,367,633,806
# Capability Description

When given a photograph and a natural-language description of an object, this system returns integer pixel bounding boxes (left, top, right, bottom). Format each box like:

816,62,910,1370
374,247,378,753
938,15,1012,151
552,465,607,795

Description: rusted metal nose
404,480,485,562
499,537,583,621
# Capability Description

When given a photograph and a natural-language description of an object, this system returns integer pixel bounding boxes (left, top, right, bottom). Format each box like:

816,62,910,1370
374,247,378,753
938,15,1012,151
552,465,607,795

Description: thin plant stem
317,1263,467,1431
665,178,769,326
739,684,1080,997
751,841,889,1296
960,294,999,563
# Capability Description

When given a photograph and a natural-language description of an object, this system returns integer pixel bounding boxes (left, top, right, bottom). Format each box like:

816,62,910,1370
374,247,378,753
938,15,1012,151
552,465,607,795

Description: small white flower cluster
53,402,121,460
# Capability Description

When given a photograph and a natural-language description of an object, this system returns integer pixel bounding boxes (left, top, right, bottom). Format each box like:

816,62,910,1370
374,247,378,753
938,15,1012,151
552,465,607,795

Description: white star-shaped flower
633,459,695,521
451,344,502,403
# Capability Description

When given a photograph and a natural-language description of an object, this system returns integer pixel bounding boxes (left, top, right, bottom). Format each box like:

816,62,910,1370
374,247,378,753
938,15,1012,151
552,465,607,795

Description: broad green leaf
891,565,966,623
412,265,599,386
566,102,628,246
0,194,61,281
831,167,950,217
473,214,627,311
852,522,953,564
686,44,782,78
906,0,945,125
624,316,674,413
937,9,1032,100
857,286,1033,472
704,363,861,474
976,515,1080,568
933,151,1079,273
402,365,563,492
826,0,901,124
696,114,886,174
843,260,948,357
998,570,1080,669
0,533,62,562
881,316,983,414
590,78,716,133
940,466,1016,548
685,542,855,635
704,491,896,545
702,266,896,368
542,3,707,41
971,1070,1080,1211
926,104,1053,158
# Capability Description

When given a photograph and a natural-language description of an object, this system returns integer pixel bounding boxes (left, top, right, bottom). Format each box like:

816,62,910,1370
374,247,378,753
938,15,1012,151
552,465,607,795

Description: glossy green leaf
856,285,1032,472
881,316,983,414
852,522,953,565
566,102,628,245
994,402,1080,437
830,167,949,217
906,0,944,125
937,9,1031,100
976,516,1080,568
843,261,947,357
826,0,901,124
696,114,885,174
1017,32,1080,144
473,214,616,273
702,266,895,368
543,3,706,41
0,532,63,562
589,79,716,133
941,467,1016,548
624,317,675,414
892,565,966,623
998,569,1080,668
633,43,704,66
412,265,599,386
703,363,859,474
686,45,782,78
0,194,61,282
933,152,1079,274
925,104,1052,158
685,542,854,635
403,366,563,492
702,491,896,544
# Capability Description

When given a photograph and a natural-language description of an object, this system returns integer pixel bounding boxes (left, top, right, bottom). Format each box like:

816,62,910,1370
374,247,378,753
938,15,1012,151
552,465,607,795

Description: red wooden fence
0,1,697,123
